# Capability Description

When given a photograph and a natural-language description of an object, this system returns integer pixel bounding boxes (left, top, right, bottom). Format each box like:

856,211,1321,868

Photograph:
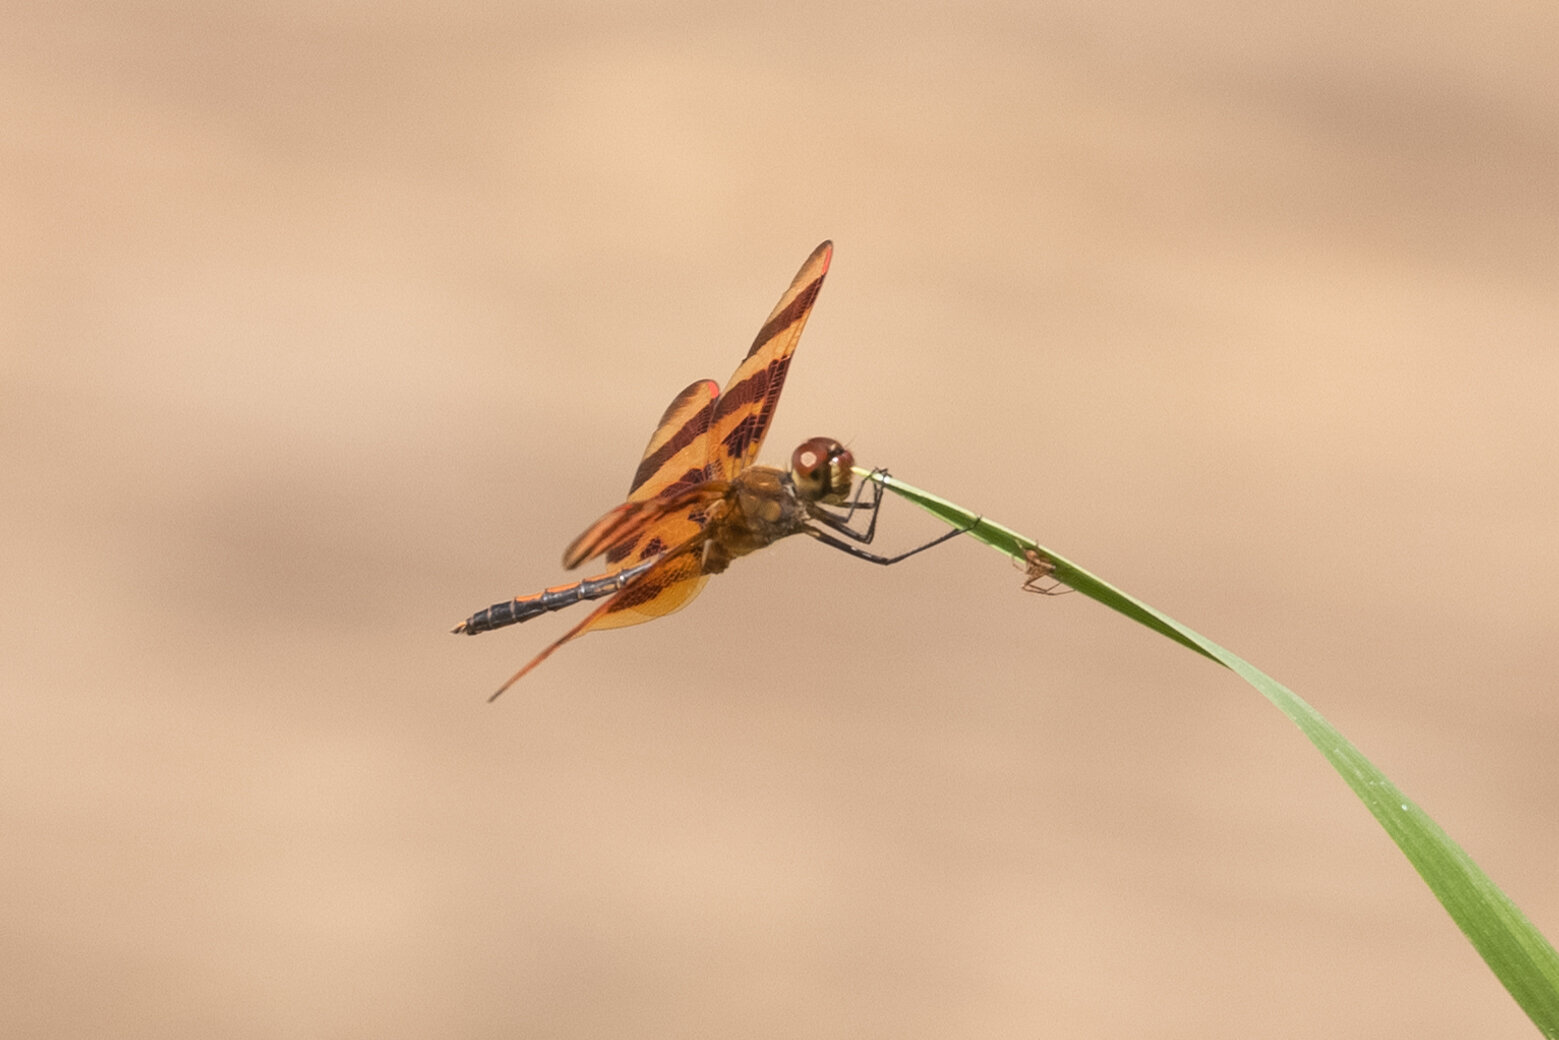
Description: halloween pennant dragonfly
454,241,964,700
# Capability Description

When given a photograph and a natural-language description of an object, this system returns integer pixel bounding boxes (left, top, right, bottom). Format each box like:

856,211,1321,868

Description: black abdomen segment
453,559,657,635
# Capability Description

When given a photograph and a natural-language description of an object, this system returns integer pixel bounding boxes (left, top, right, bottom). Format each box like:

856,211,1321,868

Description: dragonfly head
791,437,854,504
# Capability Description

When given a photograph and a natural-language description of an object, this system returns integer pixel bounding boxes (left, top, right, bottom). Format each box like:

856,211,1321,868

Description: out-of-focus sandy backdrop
4,2,1556,1036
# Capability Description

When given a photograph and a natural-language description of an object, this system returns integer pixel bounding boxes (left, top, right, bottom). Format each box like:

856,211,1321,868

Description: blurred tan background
4,2,1556,1037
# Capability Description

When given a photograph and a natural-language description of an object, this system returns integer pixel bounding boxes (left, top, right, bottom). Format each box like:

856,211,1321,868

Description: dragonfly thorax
702,465,809,574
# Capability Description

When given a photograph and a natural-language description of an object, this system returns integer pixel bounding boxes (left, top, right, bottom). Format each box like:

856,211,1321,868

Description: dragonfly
454,241,966,700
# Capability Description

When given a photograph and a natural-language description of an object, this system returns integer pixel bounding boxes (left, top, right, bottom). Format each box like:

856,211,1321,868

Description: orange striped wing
591,240,833,624
627,378,720,500
557,378,721,573
485,385,727,698
568,527,711,632
563,378,725,609
485,244,831,698
709,240,832,481
487,530,712,697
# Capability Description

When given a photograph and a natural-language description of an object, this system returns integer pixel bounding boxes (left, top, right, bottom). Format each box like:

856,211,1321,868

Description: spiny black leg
836,468,886,526
810,505,876,544
804,515,976,566
811,470,890,545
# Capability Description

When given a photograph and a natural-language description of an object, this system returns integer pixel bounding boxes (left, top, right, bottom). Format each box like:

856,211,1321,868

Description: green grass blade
859,468,1559,1036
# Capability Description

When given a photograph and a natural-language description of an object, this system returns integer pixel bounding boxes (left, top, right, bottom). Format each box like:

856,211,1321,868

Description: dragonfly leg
804,514,976,566
810,473,889,544
835,467,885,525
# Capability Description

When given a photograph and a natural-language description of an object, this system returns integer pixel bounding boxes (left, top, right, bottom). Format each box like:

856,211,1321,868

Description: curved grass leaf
858,467,1559,1036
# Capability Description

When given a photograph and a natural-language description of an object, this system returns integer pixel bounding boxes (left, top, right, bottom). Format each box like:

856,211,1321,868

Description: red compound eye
791,437,853,502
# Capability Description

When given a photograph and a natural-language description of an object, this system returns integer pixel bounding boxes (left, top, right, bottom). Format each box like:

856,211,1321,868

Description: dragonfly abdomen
452,560,657,635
